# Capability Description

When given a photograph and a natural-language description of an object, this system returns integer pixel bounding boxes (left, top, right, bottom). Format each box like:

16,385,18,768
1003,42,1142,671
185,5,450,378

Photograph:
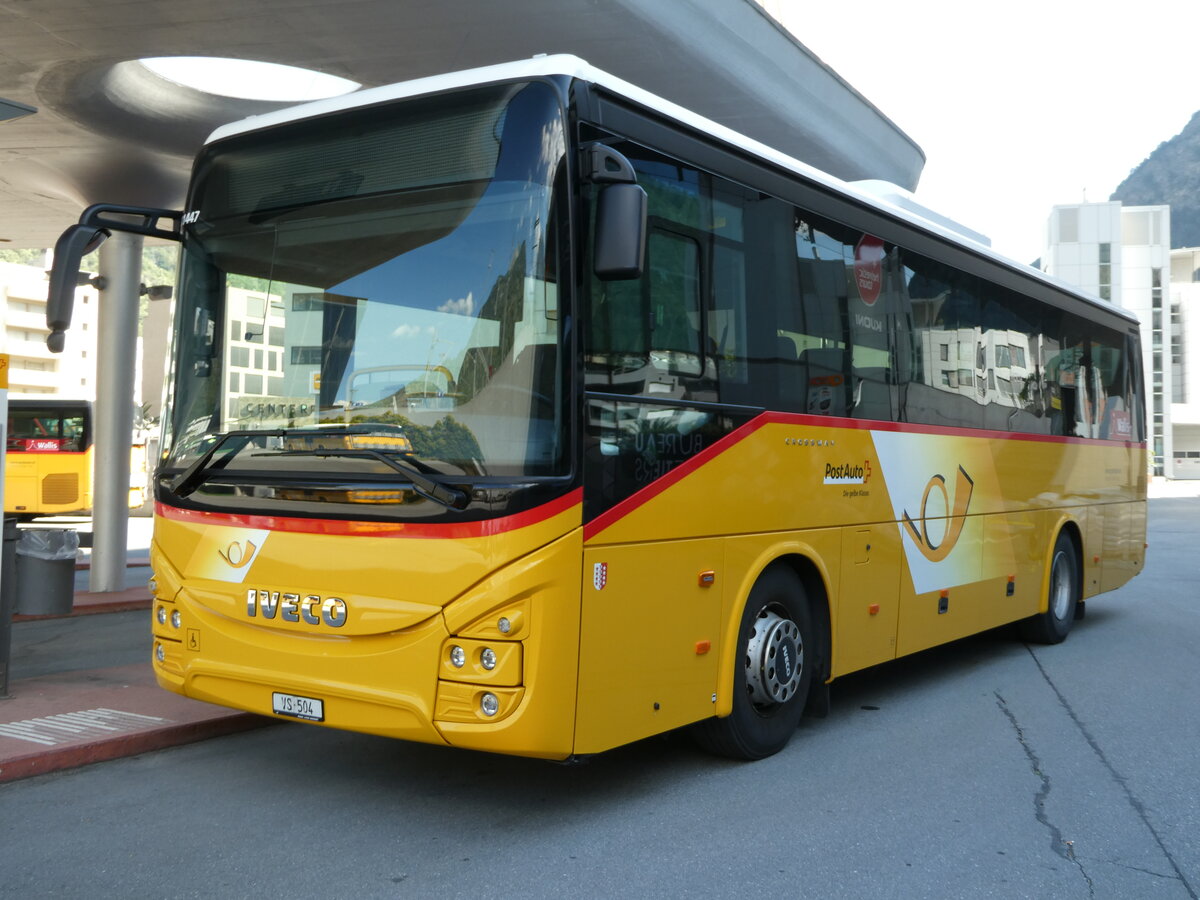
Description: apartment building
1043,203,1175,475
0,258,100,398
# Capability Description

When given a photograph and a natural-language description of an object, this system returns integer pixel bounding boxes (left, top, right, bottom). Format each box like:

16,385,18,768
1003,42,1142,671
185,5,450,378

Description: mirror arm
45,204,184,353
78,204,183,242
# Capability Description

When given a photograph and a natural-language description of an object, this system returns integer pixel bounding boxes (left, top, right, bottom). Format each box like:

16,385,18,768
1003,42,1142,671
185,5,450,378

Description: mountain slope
1111,110,1200,248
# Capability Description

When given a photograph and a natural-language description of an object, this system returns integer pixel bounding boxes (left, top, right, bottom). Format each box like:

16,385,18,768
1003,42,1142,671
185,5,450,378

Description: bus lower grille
42,473,80,505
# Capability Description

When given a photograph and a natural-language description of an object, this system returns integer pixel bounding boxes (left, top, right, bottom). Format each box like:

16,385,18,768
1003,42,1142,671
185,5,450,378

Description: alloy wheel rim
745,607,803,706
1050,549,1072,620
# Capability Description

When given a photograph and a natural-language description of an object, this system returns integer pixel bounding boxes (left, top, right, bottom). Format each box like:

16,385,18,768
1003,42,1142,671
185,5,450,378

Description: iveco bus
44,56,1145,760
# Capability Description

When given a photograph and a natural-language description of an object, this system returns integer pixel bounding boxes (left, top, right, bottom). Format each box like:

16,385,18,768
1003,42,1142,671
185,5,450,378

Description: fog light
497,617,511,634
480,647,497,670
171,610,182,629
155,643,165,663
449,645,466,668
156,606,167,625
480,692,499,717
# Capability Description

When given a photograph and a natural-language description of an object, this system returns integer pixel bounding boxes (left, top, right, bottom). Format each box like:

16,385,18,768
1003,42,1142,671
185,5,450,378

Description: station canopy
0,0,924,249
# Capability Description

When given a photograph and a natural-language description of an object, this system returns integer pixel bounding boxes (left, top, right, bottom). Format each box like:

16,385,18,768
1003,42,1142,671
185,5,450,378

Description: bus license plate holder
272,691,325,722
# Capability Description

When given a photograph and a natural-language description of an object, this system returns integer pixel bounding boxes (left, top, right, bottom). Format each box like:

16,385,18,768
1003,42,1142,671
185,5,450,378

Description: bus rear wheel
693,565,813,760
1020,532,1079,644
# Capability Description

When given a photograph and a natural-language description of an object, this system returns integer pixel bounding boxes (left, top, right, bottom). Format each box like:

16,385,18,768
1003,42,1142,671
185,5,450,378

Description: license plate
271,692,324,722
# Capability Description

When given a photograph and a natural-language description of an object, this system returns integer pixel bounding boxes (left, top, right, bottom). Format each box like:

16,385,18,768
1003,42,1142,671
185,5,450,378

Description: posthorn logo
218,540,257,569
901,466,975,562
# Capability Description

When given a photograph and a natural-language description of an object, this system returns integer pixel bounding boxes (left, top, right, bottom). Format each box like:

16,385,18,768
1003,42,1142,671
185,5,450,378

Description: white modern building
0,258,100,398
0,259,162,415
1043,202,1174,475
1169,247,1200,477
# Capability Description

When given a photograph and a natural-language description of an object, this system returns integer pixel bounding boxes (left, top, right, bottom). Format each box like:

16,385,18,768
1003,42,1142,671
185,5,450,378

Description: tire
693,564,814,760
1020,531,1079,644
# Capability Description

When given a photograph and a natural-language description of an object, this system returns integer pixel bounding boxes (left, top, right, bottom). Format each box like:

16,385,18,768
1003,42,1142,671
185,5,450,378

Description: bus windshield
160,81,569,505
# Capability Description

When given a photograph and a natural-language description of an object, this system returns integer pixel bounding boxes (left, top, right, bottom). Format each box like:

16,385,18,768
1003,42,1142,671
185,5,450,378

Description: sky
768,0,1200,264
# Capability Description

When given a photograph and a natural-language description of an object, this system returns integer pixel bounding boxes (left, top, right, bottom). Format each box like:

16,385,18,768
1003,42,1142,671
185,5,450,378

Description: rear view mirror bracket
45,204,182,353
584,143,647,281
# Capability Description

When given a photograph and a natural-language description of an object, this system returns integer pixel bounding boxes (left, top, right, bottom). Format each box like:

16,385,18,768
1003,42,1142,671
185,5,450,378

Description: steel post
90,231,141,593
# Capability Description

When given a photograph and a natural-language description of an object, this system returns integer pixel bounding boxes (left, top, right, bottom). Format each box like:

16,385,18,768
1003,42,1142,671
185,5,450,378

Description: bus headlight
480,647,497,670
171,610,182,629
155,643,165,663
449,645,466,668
480,693,499,717
156,606,167,625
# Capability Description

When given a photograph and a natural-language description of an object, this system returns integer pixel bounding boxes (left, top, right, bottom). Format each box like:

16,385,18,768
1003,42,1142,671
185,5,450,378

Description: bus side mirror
46,224,109,353
44,204,181,352
594,183,647,281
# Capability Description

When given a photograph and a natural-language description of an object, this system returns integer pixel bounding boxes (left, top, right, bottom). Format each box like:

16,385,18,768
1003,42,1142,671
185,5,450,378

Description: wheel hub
1050,549,1072,620
745,608,803,706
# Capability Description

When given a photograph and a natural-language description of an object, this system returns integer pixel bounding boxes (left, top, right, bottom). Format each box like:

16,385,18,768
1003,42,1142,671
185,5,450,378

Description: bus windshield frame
157,80,573,520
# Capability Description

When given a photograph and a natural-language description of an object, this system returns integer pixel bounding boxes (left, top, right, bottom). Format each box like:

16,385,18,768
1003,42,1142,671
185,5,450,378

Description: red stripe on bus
156,488,582,539
582,410,1145,541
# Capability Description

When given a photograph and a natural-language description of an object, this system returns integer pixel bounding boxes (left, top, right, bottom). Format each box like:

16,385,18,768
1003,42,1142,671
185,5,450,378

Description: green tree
0,248,47,266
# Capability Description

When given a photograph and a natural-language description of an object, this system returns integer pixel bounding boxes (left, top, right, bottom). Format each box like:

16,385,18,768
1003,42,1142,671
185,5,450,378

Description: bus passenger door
575,539,723,754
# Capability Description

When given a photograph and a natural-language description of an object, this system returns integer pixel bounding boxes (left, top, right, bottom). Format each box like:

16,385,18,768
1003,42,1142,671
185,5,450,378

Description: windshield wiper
169,428,471,510
170,429,283,499
281,447,471,510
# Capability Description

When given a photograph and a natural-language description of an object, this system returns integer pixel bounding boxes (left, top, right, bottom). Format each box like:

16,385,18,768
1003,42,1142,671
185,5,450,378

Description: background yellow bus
46,56,1146,761
5,399,94,518
5,399,148,519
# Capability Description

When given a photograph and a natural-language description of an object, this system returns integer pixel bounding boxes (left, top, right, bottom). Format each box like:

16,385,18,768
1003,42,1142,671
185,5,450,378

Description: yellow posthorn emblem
902,466,974,562
219,540,257,569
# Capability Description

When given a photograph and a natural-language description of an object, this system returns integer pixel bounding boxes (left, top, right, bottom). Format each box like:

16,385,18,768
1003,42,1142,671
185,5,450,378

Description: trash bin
14,528,79,616
1,518,16,616
1,518,18,695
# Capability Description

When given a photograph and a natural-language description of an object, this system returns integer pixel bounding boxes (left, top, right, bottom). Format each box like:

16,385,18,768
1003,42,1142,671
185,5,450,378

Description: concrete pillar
90,231,141,593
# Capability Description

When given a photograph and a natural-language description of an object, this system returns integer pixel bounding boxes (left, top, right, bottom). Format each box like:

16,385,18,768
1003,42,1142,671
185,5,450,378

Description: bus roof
205,54,1138,328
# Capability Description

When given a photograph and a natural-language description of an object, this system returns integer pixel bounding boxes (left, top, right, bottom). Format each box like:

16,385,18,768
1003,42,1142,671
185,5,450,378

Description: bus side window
62,415,85,452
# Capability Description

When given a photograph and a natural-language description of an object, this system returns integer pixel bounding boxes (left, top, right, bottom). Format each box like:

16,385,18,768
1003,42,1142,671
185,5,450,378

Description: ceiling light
139,57,359,102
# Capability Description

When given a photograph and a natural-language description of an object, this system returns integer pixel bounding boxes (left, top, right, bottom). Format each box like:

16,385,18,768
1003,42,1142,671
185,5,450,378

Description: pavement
2,477,1198,785
0,516,270,784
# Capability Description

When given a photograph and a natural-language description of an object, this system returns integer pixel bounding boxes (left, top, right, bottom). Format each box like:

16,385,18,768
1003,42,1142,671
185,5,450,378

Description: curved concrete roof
0,0,924,249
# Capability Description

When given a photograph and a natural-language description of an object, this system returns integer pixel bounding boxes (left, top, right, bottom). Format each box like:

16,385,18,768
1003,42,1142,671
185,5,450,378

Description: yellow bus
5,399,149,519
45,56,1146,760
6,399,94,518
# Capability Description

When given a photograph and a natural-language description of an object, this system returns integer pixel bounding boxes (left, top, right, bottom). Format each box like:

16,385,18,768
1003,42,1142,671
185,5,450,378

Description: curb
12,586,152,623
0,714,273,783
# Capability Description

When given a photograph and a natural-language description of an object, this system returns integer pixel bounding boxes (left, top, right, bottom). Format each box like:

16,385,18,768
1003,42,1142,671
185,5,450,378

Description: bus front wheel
1020,532,1079,644
694,565,813,760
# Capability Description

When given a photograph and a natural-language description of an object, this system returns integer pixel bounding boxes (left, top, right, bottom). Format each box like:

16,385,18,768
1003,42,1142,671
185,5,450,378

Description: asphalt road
1,498,1197,899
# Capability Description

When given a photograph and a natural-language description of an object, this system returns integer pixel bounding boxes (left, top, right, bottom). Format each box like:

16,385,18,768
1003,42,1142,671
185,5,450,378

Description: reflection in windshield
161,81,568,489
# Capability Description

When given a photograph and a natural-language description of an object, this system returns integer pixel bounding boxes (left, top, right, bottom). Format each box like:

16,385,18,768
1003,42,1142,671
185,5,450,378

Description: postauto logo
823,460,871,485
